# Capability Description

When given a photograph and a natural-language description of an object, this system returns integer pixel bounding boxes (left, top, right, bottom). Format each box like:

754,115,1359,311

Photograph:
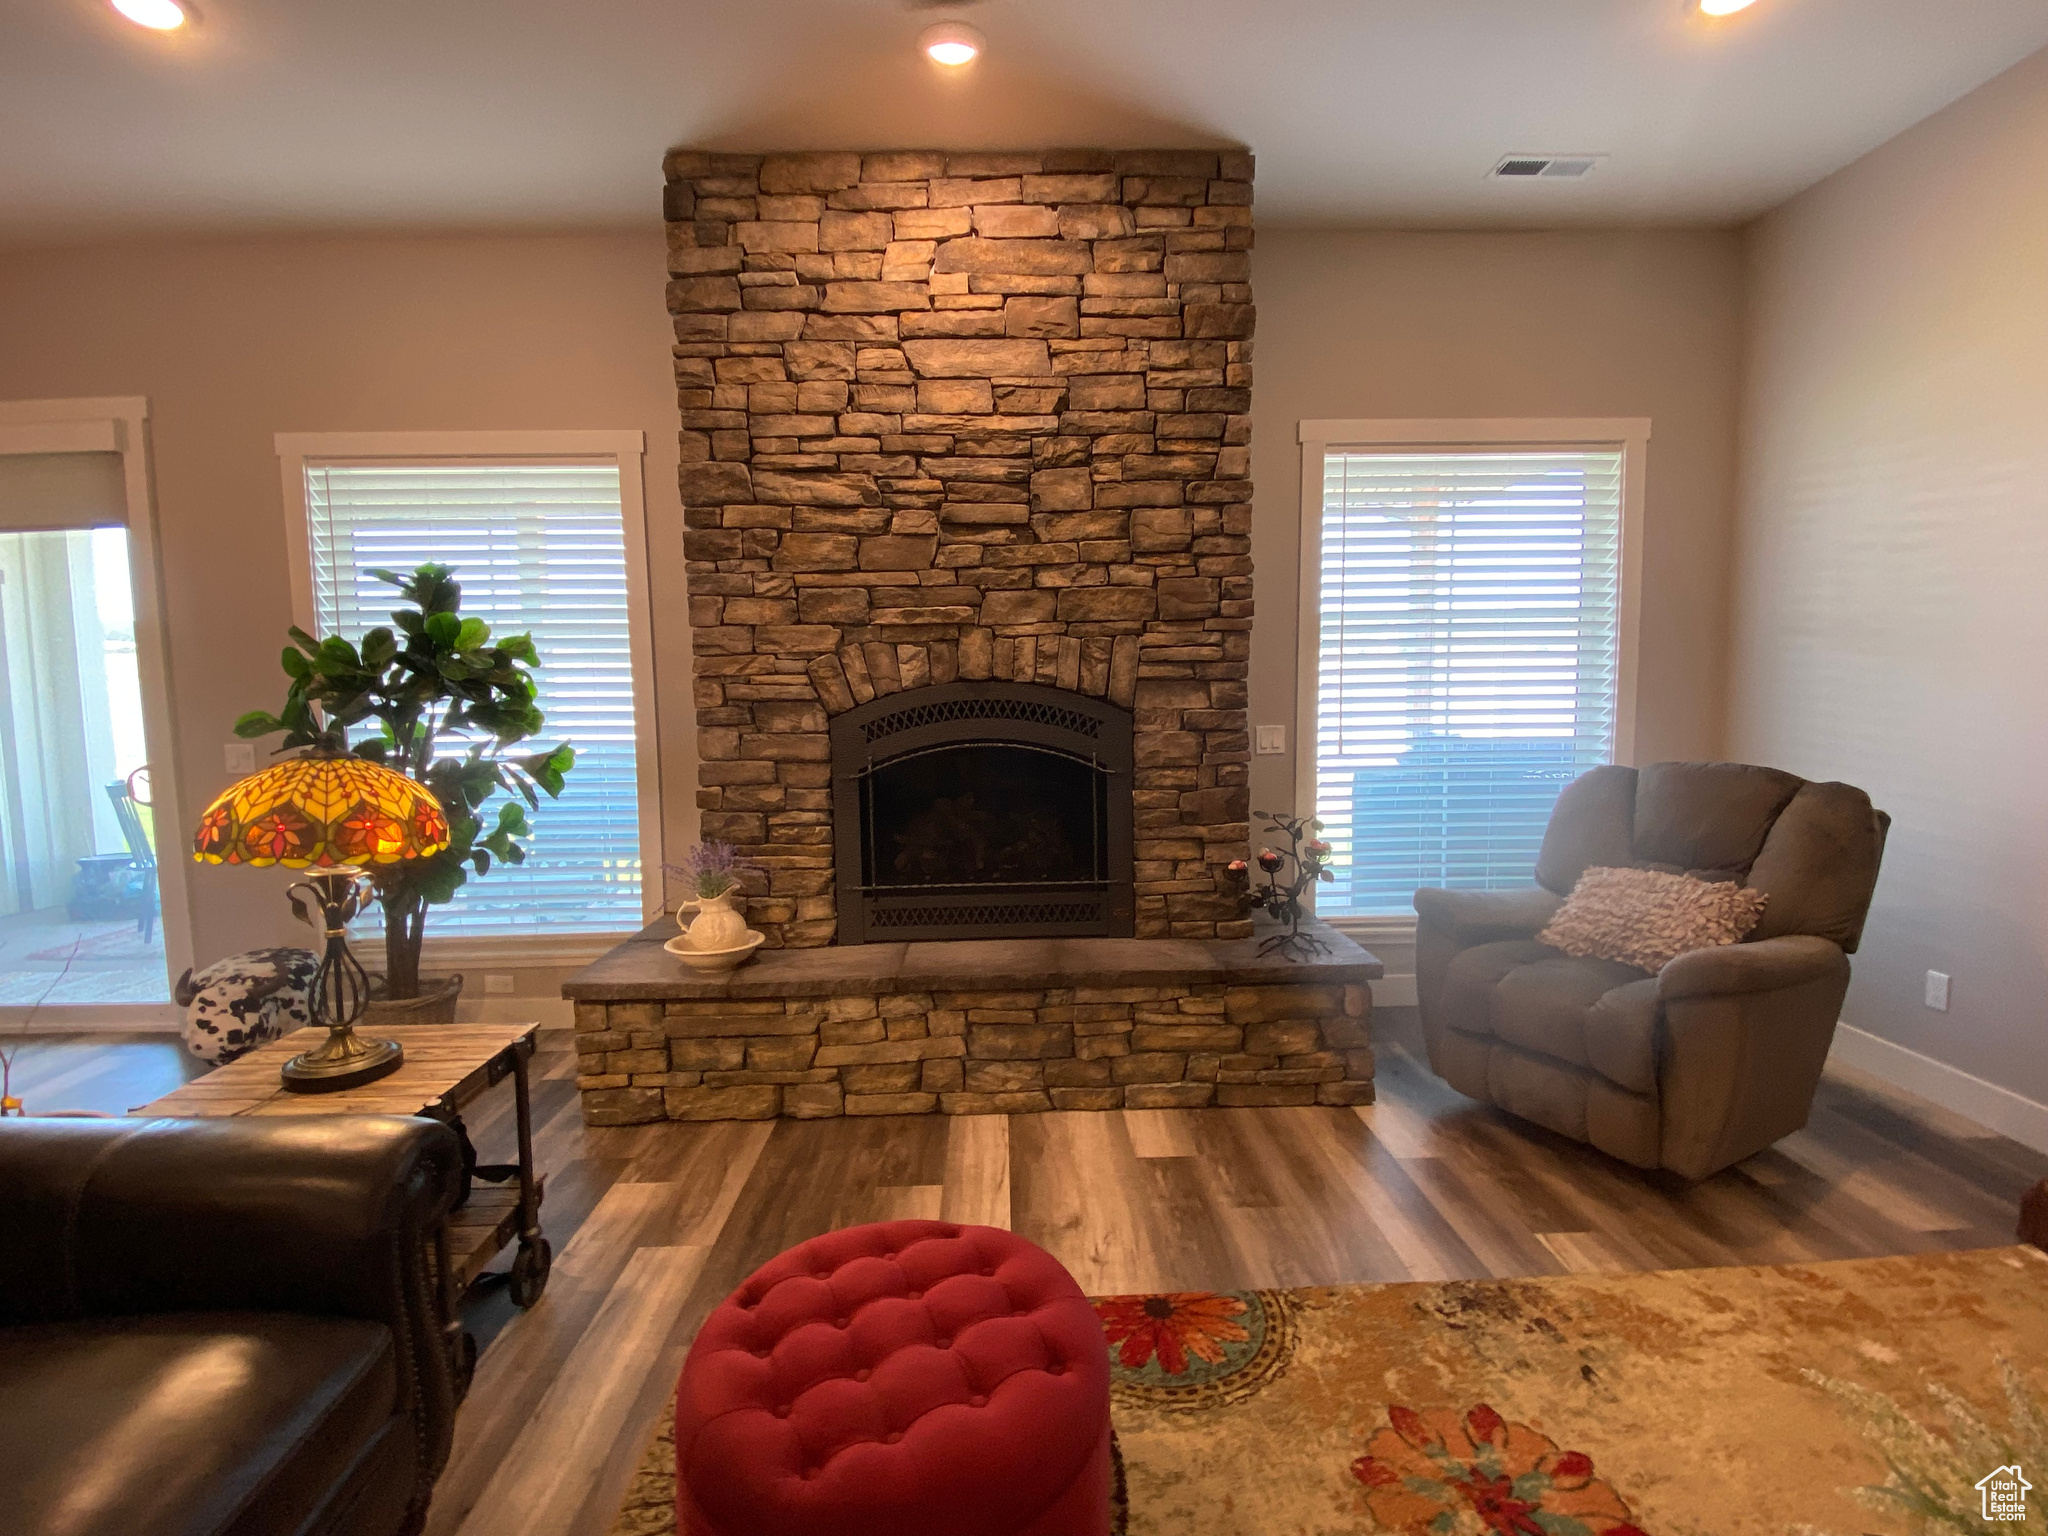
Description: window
277,433,657,937
1298,420,1646,918
0,397,190,1014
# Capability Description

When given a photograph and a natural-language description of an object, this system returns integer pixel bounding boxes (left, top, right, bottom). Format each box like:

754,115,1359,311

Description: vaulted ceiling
3,0,2045,241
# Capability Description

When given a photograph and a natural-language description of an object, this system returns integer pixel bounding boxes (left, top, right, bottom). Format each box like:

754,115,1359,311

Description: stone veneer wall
667,148,1256,947
573,980,1374,1123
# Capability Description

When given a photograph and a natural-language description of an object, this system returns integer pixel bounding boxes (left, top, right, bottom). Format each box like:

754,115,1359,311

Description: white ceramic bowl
663,930,766,975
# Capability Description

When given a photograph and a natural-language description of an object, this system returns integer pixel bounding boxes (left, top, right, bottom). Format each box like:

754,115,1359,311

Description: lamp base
281,1027,405,1094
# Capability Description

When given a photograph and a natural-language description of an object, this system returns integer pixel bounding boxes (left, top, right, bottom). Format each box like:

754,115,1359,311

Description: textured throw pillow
1538,866,1769,973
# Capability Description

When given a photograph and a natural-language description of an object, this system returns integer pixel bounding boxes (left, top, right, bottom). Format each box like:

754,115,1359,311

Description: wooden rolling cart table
137,1024,552,1318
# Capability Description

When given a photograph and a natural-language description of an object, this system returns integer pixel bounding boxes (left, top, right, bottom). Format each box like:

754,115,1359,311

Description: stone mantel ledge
565,915,1382,1002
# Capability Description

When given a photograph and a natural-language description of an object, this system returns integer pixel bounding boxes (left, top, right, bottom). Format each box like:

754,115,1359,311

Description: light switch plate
484,973,516,996
223,742,256,775
1254,725,1286,755
1925,970,1950,1011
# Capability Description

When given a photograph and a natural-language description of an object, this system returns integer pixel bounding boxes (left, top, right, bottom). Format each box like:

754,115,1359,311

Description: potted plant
666,841,750,950
233,564,576,1018
660,842,768,975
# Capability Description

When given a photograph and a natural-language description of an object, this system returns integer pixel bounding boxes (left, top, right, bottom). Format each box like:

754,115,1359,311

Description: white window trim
0,396,194,1024
273,430,663,948
1295,417,1650,943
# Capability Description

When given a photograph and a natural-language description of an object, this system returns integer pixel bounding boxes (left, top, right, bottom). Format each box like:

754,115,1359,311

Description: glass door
0,526,166,1004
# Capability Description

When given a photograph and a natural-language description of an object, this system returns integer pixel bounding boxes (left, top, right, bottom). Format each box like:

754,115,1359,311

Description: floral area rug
611,1245,2048,1535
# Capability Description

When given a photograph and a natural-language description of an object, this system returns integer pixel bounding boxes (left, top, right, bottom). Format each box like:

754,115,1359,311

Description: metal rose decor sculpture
1228,810,1335,960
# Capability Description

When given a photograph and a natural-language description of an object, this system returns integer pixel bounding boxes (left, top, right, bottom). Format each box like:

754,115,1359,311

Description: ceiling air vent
1490,154,1606,180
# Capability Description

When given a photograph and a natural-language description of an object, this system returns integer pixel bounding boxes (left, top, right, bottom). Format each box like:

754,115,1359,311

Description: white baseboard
0,1004,180,1033
6,997,571,1035
1370,974,1418,1008
1828,1021,2048,1155
457,996,573,1027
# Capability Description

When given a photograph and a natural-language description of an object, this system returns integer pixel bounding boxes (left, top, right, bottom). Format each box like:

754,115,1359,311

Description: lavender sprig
663,841,744,901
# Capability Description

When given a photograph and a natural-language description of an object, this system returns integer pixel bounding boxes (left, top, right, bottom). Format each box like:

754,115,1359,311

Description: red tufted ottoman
675,1220,1113,1536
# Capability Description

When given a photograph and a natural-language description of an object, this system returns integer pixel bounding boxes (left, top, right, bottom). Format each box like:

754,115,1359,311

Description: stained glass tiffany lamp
193,752,451,1092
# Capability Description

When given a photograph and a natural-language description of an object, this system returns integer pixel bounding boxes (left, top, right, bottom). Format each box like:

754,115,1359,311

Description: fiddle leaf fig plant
233,563,576,999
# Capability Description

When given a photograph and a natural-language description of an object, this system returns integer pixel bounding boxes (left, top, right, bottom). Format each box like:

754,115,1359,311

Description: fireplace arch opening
830,681,1135,943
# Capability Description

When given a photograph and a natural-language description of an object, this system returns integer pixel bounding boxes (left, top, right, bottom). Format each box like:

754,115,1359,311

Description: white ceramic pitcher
682,890,749,951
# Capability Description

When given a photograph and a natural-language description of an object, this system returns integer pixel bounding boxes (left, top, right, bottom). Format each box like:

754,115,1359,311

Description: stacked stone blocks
668,147,1256,948
575,980,1374,1124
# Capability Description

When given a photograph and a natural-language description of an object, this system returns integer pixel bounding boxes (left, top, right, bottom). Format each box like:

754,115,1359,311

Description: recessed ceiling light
1697,0,1759,14
919,21,984,67
111,0,188,29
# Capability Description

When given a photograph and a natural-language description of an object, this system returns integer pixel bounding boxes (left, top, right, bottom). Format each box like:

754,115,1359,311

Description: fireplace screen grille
860,695,1105,745
831,682,1135,943
867,900,1108,931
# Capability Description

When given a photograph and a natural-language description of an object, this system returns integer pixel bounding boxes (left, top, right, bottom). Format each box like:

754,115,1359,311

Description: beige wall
1247,230,1743,931
1731,47,2048,1103
0,222,1747,999
0,229,694,993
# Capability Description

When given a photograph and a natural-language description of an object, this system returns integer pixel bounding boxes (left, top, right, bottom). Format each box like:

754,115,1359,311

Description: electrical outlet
223,742,256,776
484,973,516,996
1925,970,1950,1011
1254,725,1286,755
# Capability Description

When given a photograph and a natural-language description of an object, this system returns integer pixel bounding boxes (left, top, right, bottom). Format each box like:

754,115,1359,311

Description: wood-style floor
10,1010,2044,1536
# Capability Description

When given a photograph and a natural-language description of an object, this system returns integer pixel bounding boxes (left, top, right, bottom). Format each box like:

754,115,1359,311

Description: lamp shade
193,754,451,868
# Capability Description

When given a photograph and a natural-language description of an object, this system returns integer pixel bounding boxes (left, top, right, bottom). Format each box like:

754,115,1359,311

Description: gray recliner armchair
1414,761,1889,1179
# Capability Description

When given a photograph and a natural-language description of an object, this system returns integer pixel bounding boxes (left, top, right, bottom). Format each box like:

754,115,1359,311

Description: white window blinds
1314,448,1623,916
303,459,642,934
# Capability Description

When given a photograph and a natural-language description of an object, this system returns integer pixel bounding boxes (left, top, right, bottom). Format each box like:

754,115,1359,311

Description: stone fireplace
563,146,1382,1126
668,147,1257,947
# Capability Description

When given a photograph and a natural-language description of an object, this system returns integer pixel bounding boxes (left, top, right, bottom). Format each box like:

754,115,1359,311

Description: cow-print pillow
176,948,320,1064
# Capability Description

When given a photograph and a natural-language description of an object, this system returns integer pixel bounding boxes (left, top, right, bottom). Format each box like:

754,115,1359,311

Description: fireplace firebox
830,682,1135,943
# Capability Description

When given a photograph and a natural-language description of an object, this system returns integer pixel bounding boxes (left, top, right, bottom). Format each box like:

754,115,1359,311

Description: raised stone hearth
669,147,1256,947
566,918,1379,1124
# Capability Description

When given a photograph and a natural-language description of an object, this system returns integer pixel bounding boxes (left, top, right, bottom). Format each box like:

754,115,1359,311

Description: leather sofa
0,1114,466,1536
1415,761,1889,1179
